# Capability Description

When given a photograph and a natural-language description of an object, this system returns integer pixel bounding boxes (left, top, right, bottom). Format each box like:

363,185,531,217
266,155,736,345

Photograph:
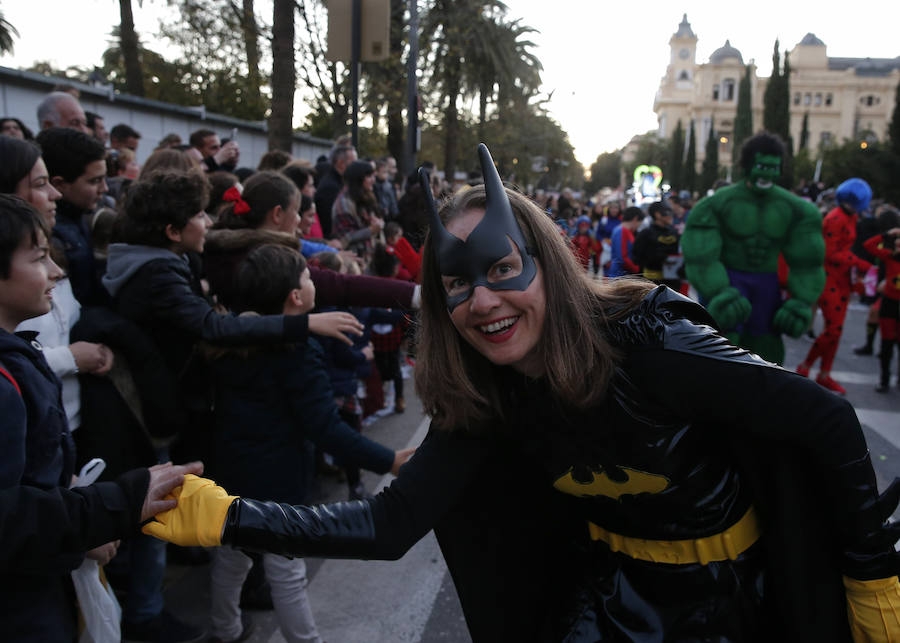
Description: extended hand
142,474,237,547
309,311,364,346
85,540,120,566
772,298,812,338
706,287,751,331
141,461,204,522
391,447,416,476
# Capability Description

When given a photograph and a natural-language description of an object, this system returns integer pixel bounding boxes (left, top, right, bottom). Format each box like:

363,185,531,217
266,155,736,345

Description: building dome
709,40,744,65
799,33,826,47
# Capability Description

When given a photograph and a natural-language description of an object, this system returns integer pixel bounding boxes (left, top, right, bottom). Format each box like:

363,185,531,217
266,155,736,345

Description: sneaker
123,610,206,643
876,383,890,393
816,375,846,395
796,363,810,377
209,614,254,643
854,345,874,356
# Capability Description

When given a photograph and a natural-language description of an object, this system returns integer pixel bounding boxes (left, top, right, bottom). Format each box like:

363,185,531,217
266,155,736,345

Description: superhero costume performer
143,145,900,642
862,223,900,393
797,178,874,394
682,133,825,365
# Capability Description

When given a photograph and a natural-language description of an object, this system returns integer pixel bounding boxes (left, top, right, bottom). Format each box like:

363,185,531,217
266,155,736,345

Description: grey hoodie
102,243,187,298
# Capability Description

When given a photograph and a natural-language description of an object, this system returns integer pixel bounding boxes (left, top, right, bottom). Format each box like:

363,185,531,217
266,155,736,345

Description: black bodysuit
222,287,895,642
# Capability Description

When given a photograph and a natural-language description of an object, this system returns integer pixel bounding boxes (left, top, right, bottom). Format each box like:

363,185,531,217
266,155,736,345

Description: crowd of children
0,90,422,643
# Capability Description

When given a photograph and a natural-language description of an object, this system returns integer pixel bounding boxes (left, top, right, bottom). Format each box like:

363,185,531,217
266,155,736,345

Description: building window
712,84,720,101
723,79,736,101
794,92,801,105
820,131,833,147
804,93,811,106
825,93,833,106
814,93,822,107
861,94,877,107
678,70,690,81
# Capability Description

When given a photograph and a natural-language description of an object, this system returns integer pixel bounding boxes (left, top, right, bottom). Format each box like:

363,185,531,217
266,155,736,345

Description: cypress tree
684,120,697,195
732,64,753,166
799,112,810,151
701,123,719,192
889,79,900,156
763,40,781,134
668,119,684,190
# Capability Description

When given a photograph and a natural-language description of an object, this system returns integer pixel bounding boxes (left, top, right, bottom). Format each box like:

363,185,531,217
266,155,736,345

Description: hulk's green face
747,153,781,193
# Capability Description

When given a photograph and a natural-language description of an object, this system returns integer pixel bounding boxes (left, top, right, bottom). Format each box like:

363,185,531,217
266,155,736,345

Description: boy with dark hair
607,206,643,278
633,201,682,289
0,194,81,640
35,126,109,305
207,243,412,643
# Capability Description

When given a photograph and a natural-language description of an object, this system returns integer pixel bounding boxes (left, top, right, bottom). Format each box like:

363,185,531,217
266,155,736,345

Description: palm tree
119,0,145,96
269,0,295,151
465,17,542,142
0,10,20,55
420,0,509,177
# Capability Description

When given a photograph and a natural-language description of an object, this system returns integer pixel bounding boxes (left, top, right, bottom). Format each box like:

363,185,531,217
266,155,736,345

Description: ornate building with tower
653,15,900,171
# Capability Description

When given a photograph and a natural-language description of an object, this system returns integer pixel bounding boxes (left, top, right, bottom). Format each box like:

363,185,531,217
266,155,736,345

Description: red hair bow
223,186,251,215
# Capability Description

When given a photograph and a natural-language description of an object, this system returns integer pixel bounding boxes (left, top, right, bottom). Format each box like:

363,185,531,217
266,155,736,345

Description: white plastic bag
70,458,122,642
71,559,122,643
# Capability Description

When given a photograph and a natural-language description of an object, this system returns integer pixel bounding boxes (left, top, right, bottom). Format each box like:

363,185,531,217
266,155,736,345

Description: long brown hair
415,185,653,432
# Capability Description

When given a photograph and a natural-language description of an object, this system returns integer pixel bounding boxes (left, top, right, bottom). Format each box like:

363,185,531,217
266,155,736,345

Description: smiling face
0,229,64,331
15,158,62,229
443,209,546,376
747,153,781,193
168,210,212,254
299,204,316,237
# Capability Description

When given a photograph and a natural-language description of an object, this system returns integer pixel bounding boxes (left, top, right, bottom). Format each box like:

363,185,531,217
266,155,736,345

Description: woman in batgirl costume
144,144,900,642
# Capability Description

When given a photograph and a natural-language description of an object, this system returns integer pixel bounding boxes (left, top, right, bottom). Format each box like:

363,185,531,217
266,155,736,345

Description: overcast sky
2,0,898,165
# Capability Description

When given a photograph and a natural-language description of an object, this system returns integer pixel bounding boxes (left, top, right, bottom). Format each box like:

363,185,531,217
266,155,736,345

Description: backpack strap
0,362,22,396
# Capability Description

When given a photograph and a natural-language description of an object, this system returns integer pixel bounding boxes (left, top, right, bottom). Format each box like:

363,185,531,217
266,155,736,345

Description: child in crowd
0,194,107,641
369,244,410,414
606,206,644,278
102,169,362,639
311,251,382,498
384,220,421,281
862,211,900,393
571,215,595,271
206,244,412,643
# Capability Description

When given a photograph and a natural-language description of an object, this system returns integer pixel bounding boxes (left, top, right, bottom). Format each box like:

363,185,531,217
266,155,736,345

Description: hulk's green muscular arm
774,197,825,337
682,184,751,330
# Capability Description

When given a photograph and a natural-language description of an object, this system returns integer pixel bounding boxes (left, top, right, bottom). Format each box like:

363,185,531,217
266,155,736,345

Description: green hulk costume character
682,133,825,364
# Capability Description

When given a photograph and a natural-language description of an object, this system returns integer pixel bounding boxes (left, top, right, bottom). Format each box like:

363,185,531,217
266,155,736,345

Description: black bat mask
421,143,537,312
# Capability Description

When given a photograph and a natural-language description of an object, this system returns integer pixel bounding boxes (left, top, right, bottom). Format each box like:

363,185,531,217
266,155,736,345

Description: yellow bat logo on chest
553,466,670,500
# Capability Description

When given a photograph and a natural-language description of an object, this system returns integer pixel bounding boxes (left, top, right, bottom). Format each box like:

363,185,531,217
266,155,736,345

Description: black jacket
0,469,149,573
218,287,891,641
314,166,343,238
210,338,394,505
0,330,80,642
103,244,309,379
52,200,107,306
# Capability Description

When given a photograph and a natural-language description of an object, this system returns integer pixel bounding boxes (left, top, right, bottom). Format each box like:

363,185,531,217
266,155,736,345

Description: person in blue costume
144,145,900,642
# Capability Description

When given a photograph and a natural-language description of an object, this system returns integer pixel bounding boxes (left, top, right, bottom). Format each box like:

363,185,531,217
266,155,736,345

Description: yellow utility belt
588,506,760,566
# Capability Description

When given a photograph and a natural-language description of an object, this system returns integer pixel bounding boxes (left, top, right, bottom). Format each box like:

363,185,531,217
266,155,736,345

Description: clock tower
654,14,698,138
669,14,697,83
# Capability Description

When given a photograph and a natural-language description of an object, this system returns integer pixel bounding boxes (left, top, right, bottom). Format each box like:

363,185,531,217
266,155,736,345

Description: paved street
160,300,900,643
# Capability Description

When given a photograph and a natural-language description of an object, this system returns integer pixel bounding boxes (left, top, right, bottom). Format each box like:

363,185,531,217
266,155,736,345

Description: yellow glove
844,575,900,642
141,474,238,547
